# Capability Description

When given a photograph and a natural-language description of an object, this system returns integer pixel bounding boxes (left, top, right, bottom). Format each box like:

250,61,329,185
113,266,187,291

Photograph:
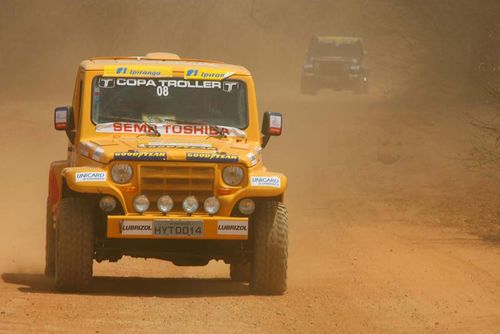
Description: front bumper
107,214,248,240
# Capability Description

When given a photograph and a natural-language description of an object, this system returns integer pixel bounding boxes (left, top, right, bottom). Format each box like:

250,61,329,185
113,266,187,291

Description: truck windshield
92,77,248,128
312,42,363,58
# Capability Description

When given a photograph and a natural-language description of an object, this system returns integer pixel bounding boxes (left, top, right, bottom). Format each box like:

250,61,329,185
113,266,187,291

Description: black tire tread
55,197,95,292
250,201,288,295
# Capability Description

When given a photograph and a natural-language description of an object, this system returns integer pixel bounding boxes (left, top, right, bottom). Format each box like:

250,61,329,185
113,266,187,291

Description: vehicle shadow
1,272,250,297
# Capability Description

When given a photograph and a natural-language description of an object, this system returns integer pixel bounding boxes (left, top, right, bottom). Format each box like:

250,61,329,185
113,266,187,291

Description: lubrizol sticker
121,221,153,235
217,220,248,236
250,176,281,188
75,172,107,182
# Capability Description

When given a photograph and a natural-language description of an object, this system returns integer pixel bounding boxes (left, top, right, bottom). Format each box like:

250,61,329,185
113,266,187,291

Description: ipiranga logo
184,68,235,80
103,65,172,78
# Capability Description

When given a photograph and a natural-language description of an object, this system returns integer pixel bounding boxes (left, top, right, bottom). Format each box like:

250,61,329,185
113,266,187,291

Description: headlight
111,163,133,184
182,196,199,214
222,166,244,186
157,195,174,214
238,198,255,215
203,197,220,215
99,195,117,213
133,194,150,213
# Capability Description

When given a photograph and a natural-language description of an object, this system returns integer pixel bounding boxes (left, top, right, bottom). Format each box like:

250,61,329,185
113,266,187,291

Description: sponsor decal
186,152,238,163
103,65,172,78
98,77,115,88
164,124,230,136
222,82,240,92
138,142,215,150
121,220,153,235
96,122,246,137
102,78,224,89
97,122,158,135
250,176,281,188
75,172,107,183
114,152,167,161
184,68,235,81
217,220,248,236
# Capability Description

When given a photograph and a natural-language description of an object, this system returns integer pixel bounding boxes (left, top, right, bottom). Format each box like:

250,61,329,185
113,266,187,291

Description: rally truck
46,52,288,295
300,36,369,95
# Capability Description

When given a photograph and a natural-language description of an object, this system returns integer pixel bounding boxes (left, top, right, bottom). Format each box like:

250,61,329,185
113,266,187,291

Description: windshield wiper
99,115,161,137
141,121,161,137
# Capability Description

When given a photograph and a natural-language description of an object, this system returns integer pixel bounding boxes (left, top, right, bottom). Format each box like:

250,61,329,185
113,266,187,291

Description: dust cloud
0,0,498,272
1,1,500,331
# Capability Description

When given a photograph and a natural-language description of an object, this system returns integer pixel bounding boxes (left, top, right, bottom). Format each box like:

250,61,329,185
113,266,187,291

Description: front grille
140,164,215,212
317,61,347,74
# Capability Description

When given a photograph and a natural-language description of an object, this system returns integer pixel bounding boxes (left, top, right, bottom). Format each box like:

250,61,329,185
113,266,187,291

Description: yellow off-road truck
46,52,288,294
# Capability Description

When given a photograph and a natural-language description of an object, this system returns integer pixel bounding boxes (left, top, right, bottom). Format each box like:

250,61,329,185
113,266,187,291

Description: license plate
153,220,204,237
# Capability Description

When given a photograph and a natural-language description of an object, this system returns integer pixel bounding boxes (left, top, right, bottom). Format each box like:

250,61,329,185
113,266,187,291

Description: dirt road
1,90,500,333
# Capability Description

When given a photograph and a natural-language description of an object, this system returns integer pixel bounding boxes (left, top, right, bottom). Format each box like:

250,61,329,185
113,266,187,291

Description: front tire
55,198,95,292
250,201,288,295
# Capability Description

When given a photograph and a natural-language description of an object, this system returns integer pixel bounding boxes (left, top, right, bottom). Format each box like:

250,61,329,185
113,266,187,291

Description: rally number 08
156,86,169,97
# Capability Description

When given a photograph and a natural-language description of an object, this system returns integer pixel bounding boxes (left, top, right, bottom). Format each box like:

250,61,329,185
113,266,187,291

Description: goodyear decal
103,65,172,78
186,152,238,163
114,152,167,161
184,68,235,81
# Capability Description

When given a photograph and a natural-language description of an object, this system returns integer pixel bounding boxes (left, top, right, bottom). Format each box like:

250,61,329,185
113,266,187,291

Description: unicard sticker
75,172,107,183
250,176,281,188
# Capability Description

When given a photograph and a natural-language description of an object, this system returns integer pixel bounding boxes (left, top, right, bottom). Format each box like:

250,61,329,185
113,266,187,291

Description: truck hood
79,136,262,167
313,56,359,63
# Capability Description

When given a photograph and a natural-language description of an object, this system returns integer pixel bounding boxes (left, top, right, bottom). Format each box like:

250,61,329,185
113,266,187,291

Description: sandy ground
1,88,500,333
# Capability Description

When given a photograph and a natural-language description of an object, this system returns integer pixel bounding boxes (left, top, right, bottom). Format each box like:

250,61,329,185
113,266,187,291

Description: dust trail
0,0,498,273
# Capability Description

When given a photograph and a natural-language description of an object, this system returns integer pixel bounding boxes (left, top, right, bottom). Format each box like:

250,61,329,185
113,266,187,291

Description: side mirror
54,106,75,144
261,111,282,148
54,106,70,130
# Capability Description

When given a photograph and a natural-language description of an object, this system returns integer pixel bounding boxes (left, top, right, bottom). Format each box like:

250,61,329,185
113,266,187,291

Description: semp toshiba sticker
217,220,248,236
75,172,107,183
250,176,281,188
96,122,246,138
